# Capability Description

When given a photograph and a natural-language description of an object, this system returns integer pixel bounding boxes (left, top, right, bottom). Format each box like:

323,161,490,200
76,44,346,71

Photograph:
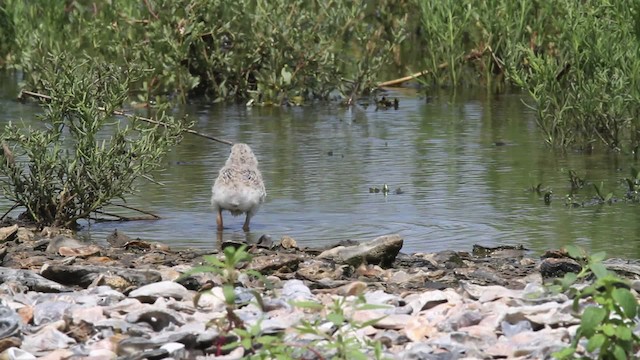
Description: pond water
1,73,639,258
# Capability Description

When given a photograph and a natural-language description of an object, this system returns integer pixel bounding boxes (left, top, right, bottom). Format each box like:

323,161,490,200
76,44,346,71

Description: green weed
551,245,640,359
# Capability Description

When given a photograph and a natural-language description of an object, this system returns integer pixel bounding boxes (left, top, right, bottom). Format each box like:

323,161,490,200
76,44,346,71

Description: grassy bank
1,1,640,151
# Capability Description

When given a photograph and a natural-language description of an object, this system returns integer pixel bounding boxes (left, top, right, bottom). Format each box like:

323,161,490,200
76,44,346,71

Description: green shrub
1,0,407,104
0,52,189,228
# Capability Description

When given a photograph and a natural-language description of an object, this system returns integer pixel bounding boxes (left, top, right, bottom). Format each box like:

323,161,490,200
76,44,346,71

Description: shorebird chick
211,143,266,232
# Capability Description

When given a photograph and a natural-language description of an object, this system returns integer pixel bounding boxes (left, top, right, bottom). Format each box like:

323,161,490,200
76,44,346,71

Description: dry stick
91,209,158,222
376,62,450,88
18,90,234,146
0,204,19,221
111,203,161,219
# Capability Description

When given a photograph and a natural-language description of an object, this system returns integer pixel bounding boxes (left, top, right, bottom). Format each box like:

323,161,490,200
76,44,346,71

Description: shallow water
1,74,639,257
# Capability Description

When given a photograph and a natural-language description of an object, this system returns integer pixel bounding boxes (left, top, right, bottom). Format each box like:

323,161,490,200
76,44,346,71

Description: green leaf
565,245,583,259
580,306,606,337
281,65,292,85
560,272,578,288
613,344,627,360
615,325,632,341
552,347,576,359
604,192,613,202
602,323,616,337
360,316,387,328
345,350,368,360
612,288,638,319
327,312,344,326
202,255,226,268
590,263,609,279
291,300,324,310
356,303,393,311
222,284,236,305
590,251,607,263
586,333,606,352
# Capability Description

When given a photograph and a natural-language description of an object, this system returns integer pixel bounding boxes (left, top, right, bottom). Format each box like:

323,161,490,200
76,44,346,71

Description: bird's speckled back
225,143,259,168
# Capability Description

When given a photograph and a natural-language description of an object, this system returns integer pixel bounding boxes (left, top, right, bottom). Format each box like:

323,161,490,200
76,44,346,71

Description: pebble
1,226,639,359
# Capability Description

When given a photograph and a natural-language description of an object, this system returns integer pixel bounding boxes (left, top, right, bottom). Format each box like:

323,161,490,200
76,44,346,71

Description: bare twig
0,204,19,221
377,70,431,87
18,90,234,146
91,209,160,222
110,203,161,219
142,0,159,20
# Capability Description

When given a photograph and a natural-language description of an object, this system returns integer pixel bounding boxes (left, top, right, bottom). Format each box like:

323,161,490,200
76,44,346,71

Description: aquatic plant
0,52,189,228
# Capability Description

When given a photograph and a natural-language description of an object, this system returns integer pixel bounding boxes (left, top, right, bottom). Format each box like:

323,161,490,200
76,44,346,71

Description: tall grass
0,0,406,105
414,0,640,152
2,1,640,151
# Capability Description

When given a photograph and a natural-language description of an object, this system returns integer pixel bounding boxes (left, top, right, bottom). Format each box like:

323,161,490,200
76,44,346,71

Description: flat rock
128,281,190,302
0,225,18,243
317,234,403,267
539,257,581,278
0,303,21,339
248,253,303,274
40,264,161,289
45,235,85,253
0,268,71,293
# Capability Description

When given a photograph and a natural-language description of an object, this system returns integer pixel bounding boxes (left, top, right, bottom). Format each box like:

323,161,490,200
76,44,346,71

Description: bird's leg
216,209,224,231
242,213,251,232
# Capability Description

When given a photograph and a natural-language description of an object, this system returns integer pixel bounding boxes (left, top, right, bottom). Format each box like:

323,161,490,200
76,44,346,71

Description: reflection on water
1,76,639,258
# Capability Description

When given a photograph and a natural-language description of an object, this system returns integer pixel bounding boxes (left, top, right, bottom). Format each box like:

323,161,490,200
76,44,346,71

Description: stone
539,257,582,278
317,234,403,267
33,301,73,326
160,342,186,358
0,268,71,293
280,235,298,249
70,306,105,325
116,336,160,356
106,229,131,248
124,307,184,331
248,253,303,274
128,281,190,302
0,225,18,243
0,303,21,339
21,326,76,355
45,235,85,253
57,245,101,258
0,347,36,360
40,264,161,288
280,280,315,302
404,288,461,314
0,337,21,353
16,228,35,243
460,281,522,302
320,281,368,296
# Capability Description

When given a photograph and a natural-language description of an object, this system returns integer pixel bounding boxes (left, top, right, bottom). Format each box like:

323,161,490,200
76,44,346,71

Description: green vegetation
550,246,640,359
0,0,406,105
181,245,389,359
0,53,188,228
534,167,640,207
2,1,640,151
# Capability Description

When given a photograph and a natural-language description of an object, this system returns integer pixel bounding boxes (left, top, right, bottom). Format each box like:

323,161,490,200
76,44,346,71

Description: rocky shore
0,224,639,359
